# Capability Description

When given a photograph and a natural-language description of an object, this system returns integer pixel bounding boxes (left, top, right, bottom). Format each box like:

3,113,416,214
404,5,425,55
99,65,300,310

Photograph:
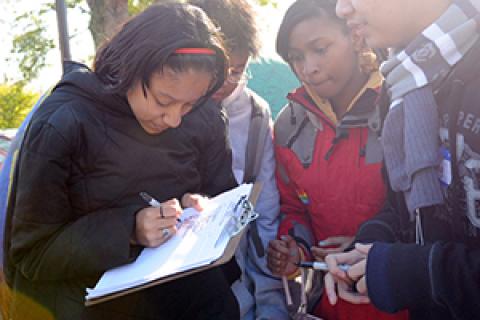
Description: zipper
324,130,349,160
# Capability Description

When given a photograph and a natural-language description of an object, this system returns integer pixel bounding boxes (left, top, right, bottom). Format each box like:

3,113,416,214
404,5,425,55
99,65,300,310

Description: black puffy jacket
3,62,236,319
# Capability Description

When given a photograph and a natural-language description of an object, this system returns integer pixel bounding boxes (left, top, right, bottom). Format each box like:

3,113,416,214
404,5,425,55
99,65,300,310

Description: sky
0,0,294,93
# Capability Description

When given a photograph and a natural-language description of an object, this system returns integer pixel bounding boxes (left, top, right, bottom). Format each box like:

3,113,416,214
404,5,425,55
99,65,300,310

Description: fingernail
280,235,288,241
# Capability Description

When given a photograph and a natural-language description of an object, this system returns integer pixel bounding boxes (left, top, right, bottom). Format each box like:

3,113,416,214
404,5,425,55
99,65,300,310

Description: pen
139,192,182,223
296,261,350,272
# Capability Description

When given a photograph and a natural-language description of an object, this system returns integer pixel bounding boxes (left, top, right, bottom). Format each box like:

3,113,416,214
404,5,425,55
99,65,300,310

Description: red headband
174,48,216,55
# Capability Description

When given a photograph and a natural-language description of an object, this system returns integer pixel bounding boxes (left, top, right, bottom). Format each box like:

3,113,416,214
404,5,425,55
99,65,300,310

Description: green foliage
127,0,274,15
9,0,277,82
0,83,39,129
256,0,277,7
66,0,85,8
128,0,156,15
10,11,55,82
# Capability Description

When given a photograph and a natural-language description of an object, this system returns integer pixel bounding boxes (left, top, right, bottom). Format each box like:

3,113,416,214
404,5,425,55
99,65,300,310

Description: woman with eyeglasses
3,3,240,320
188,1,288,319
266,0,409,319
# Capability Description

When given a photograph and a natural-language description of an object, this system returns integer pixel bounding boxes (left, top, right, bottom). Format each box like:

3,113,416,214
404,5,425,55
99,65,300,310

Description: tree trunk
86,0,129,49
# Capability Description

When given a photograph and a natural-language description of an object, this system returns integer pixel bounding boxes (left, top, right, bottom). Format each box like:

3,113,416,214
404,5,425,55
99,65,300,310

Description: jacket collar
288,71,383,126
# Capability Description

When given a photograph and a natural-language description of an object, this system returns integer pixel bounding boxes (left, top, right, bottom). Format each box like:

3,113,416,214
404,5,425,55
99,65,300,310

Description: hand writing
134,198,182,247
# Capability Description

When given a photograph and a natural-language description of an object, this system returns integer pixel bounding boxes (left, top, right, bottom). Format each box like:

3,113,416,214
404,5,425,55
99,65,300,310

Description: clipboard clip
215,195,259,247
232,196,259,235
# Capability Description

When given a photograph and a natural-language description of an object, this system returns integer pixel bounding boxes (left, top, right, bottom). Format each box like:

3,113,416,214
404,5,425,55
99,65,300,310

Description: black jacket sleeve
354,196,405,244
366,241,480,319
361,182,480,318
10,117,142,282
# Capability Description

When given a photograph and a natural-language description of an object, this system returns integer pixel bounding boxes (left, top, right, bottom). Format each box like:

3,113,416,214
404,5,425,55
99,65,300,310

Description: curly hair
188,0,260,57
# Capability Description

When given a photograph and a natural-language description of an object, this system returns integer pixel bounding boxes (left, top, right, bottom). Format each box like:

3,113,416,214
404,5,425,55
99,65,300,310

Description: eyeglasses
226,68,252,84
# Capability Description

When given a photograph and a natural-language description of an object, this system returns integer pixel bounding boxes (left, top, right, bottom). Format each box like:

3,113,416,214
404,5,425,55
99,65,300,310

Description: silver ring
160,205,165,218
162,228,170,238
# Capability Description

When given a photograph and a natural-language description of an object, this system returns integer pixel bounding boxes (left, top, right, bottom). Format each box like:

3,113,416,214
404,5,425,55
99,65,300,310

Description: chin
311,84,339,99
365,35,390,50
143,125,167,135
145,129,164,135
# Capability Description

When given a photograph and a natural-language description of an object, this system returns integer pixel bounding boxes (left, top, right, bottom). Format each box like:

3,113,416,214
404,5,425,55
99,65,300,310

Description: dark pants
82,267,240,320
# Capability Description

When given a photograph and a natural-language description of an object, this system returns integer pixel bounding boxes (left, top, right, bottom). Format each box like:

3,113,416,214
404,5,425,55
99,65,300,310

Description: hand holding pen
324,243,373,306
134,193,182,248
140,192,183,223
267,235,301,306
296,261,350,272
267,235,301,276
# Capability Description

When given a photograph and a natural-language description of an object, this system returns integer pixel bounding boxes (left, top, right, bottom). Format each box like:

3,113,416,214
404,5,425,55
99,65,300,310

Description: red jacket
275,85,385,246
274,76,409,320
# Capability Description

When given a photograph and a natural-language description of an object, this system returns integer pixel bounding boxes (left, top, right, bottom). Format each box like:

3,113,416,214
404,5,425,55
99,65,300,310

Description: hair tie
174,48,216,55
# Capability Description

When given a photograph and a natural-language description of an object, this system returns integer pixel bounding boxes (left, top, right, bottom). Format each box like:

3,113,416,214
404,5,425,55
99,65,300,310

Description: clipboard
85,182,262,306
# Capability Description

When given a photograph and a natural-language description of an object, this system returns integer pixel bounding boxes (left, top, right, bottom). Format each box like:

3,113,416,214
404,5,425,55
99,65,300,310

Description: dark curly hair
188,0,260,57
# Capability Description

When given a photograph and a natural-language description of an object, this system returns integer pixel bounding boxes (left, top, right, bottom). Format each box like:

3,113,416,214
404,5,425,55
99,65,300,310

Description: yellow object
304,71,383,125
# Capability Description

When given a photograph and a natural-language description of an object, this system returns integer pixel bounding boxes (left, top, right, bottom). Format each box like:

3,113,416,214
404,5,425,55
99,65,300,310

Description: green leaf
128,0,155,15
0,82,39,129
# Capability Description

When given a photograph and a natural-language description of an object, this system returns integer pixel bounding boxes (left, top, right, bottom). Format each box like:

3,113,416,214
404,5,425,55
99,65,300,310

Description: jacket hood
287,87,333,125
55,61,133,117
